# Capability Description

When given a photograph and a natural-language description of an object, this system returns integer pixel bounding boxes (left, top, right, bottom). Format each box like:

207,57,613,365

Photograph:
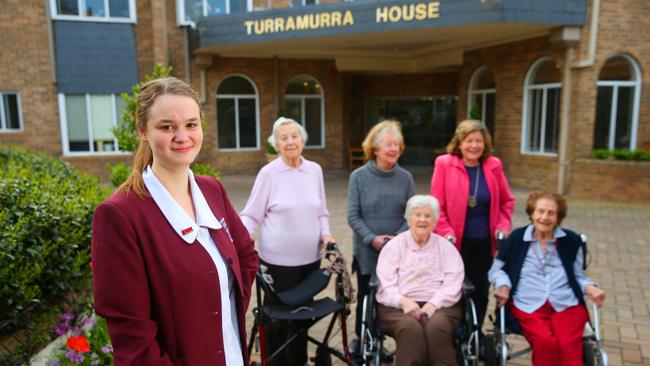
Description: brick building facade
1,0,649,202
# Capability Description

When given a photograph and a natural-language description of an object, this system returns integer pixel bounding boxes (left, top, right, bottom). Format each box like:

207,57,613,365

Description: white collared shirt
143,166,243,366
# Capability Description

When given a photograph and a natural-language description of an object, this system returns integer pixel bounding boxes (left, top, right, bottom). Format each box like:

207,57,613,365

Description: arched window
284,75,325,147
521,58,561,155
467,66,496,136
593,54,641,151
216,75,259,150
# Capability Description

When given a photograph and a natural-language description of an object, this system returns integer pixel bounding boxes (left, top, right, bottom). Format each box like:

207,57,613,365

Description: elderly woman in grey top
347,120,416,352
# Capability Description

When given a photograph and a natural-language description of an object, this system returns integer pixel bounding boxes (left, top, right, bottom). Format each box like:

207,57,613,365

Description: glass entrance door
367,96,457,166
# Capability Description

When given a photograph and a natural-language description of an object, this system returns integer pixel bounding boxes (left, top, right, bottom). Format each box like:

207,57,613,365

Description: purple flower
61,313,75,321
101,345,113,354
82,317,96,327
65,349,84,364
53,324,67,336
47,359,60,366
90,352,100,365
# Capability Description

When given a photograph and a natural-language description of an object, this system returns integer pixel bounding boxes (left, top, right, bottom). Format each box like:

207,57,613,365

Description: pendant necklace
468,165,480,208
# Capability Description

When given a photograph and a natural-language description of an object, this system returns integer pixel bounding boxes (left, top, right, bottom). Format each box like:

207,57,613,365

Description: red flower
67,335,91,353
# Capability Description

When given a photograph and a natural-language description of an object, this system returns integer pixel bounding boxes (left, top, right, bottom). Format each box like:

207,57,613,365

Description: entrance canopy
192,0,587,73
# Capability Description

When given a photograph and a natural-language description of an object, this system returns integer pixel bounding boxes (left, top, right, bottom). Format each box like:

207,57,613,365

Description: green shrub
266,142,277,155
0,147,110,324
591,149,610,159
107,162,131,187
591,149,650,161
192,163,221,180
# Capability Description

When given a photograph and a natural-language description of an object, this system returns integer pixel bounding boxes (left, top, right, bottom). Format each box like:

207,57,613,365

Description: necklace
530,241,557,275
468,165,481,208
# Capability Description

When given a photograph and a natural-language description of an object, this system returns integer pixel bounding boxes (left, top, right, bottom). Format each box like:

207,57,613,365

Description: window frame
0,92,23,132
467,66,496,123
215,74,261,152
176,0,232,26
58,93,128,156
49,0,137,23
595,53,642,151
521,57,562,157
284,74,326,149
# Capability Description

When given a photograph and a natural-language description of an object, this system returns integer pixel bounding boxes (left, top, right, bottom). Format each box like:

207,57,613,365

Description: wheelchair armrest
276,269,332,307
462,278,475,295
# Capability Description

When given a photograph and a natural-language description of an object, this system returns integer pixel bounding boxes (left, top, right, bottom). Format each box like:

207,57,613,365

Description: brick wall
0,1,60,156
194,57,345,172
570,159,650,203
459,37,565,190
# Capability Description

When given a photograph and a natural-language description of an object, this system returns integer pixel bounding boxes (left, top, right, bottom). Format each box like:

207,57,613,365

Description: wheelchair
484,234,608,366
356,278,481,366
247,243,353,366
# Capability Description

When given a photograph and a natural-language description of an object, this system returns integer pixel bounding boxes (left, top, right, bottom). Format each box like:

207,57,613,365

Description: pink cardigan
429,154,515,255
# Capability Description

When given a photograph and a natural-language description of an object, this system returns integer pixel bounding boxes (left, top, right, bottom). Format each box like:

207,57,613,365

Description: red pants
511,302,588,366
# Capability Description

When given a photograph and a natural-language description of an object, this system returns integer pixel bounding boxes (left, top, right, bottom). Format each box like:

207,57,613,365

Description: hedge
0,147,110,325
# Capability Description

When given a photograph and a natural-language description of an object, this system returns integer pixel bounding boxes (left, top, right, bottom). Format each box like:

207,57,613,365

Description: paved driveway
221,166,650,365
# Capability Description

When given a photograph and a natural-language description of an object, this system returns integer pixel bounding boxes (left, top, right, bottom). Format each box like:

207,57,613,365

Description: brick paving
221,166,650,365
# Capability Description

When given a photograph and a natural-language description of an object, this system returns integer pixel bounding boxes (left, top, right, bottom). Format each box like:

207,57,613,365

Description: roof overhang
191,0,587,73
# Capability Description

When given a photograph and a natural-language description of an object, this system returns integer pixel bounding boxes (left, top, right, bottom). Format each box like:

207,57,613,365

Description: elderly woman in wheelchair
488,191,606,366
374,195,465,366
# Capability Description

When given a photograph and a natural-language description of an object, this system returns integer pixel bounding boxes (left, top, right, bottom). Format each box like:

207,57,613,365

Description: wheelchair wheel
483,334,497,366
359,292,377,365
583,342,595,366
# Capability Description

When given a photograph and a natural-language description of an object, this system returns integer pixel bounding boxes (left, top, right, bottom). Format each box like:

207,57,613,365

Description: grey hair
404,195,440,221
267,116,308,149
372,124,403,150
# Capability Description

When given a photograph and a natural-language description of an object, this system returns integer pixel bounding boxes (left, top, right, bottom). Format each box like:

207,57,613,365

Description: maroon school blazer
92,176,258,366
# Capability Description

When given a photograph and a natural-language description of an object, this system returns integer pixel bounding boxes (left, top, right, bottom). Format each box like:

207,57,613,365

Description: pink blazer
92,176,258,366
429,154,515,255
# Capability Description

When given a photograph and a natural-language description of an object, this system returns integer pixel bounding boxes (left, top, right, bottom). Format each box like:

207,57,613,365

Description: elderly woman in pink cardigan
376,195,464,366
430,119,515,334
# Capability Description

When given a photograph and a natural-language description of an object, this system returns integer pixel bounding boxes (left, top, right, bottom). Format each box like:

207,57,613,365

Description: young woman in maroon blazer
91,77,258,366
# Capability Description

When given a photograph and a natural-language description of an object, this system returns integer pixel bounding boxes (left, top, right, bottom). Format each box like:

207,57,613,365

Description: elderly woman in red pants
488,191,606,366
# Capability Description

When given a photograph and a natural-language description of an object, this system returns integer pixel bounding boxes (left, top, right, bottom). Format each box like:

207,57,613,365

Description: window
51,0,135,21
59,94,126,154
178,0,230,25
521,58,561,155
0,92,22,131
593,54,641,151
284,75,325,148
216,75,259,150
467,66,496,136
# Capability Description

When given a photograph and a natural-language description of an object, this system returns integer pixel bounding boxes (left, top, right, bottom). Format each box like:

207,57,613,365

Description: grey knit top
347,160,416,276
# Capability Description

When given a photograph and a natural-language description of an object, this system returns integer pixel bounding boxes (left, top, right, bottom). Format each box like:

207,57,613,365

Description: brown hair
446,119,493,162
361,120,405,161
117,77,200,197
525,191,568,225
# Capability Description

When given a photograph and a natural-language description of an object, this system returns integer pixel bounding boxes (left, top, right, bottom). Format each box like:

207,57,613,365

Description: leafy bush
0,147,109,324
591,148,650,161
107,162,131,188
192,163,221,180
590,149,609,159
266,142,277,155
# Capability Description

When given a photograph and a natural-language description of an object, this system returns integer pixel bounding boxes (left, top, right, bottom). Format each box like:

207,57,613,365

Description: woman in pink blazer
429,119,515,332
92,78,258,366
